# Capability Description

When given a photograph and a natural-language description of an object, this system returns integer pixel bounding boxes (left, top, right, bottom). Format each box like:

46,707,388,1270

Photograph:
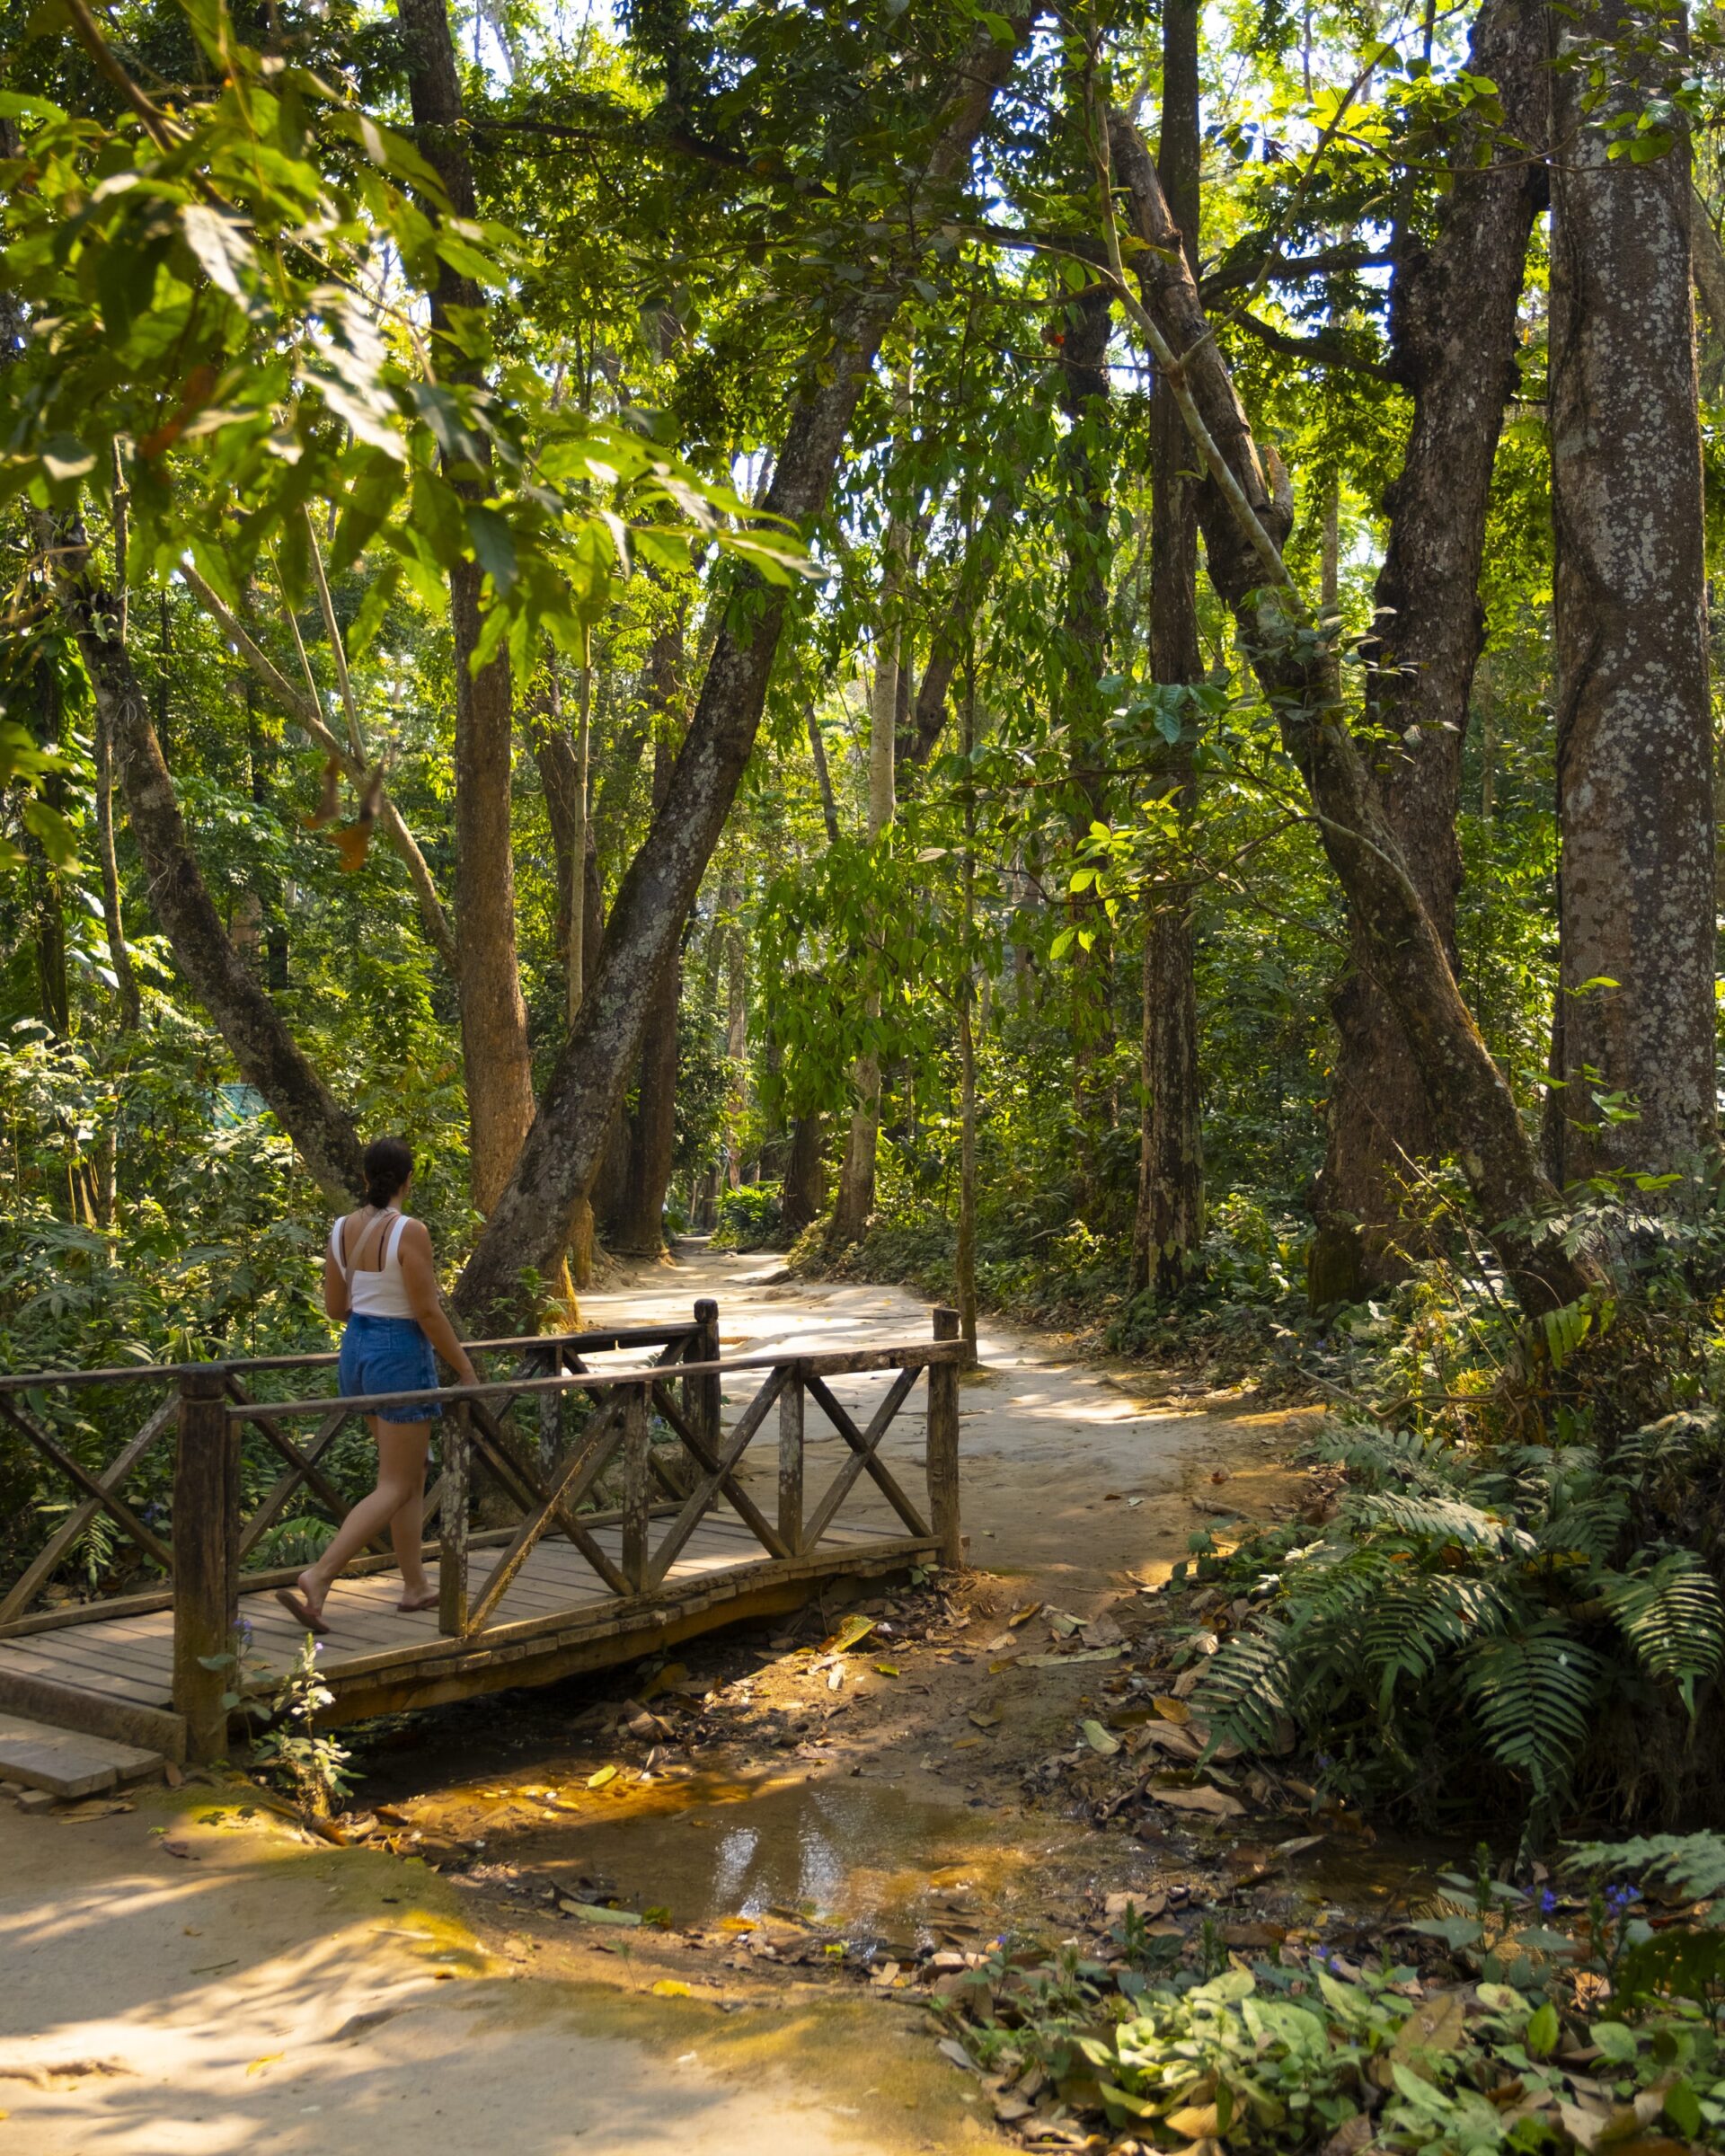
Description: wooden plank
647,1383,782,1556
0,1666,186,1760
464,1399,629,1597
0,1643,167,1705
0,1395,176,1625
0,1712,163,1798
459,1394,632,1633
438,1403,470,1638
801,1365,920,1546
621,1386,650,1595
230,1340,963,1424
644,1368,791,1589
803,1374,932,1538
778,1369,803,1558
10,1630,173,1684
0,1397,173,1571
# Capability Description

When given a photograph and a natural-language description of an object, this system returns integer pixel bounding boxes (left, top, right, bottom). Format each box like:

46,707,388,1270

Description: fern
1191,1622,1296,1754
1348,1490,1526,1551
1358,1574,1509,1720
1596,1550,1724,1717
1461,1623,1604,1807
1564,1832,1725,1902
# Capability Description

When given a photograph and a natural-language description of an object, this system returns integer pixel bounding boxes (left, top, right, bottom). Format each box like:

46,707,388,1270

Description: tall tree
1132,0,1205,1300
1544,0,1715,1181
399,0,536,1214
1104,110,1598,1315
1306,0,1550,1301
455,17,1028,1325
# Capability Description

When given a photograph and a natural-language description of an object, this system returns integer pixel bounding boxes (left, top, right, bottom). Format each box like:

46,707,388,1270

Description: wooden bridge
0,1301,962,1765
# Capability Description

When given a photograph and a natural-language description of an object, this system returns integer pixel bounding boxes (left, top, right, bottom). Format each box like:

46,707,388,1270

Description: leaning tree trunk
49,521,365,1198
1546,0,1715,1183
452,14,1028,1331
1309,0,1549,1302
1132,0,1205,1301
1106,113,1600,1316
399,0,535,1214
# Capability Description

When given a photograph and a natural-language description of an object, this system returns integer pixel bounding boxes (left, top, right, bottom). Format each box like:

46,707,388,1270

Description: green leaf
1525,2001,1559,2055
465,504,517,594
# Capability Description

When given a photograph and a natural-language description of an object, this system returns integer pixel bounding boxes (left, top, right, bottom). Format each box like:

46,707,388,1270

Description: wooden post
622,1382,651,1594
172,1365,238,1763
778,1365,804,1556
693,1297,721,1454
438,1402,471,1637
926,1307,962,1570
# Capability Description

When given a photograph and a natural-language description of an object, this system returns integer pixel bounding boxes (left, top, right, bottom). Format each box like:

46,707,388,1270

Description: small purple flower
1538,1887,1557,1916
1605,1883,1640,1913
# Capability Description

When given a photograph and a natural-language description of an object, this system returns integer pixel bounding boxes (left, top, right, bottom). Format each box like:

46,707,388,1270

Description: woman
277,1136,477,1633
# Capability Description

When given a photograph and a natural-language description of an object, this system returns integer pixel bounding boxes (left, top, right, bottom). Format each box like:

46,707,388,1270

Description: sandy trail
0,1251,1317,2153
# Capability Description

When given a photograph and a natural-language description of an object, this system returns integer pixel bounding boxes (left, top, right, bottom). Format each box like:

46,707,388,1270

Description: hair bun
361,1135,414,1210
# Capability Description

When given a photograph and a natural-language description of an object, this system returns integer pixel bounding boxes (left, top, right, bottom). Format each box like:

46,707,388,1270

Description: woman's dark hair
363,1136,413,1210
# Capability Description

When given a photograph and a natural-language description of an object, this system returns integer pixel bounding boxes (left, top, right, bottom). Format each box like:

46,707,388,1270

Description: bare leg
296,1419,431,1619
389,1441,430,1604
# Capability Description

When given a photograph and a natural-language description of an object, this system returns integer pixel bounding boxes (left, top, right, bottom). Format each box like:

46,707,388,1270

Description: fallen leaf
937,2037,977,2072
586,1766,618,1790
1007,1604,1043,1629
1127,1496,1143,1507
994,2096,1034,2122
827,1615,876,1654
871,1960,901,1986
639,1662,690,1702
983,1632,1016,1653
873,1663,900,1677
558,1899,642,1927
1021,1648,1124,1668
1104,1890,1166,1921
163,1763,184,1789
1048,1611,1083,1639
159,1838,203,1860
1085,1614,1124,1647
1146,1782,1247,1820
58,1799,134,1824
651,1979,692,1998
951,1736,986,1750
969,1710,1002,1730
1166,2103,1220,2137
827,1668,843,1692
244,2054,283,2077
1390,1989,1466,2068
1080,1719,1121,1757
1152,1696,1191,1724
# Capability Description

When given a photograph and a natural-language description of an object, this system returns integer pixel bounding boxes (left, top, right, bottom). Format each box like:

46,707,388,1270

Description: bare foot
275,1570,329,1635
397,1586,438,1613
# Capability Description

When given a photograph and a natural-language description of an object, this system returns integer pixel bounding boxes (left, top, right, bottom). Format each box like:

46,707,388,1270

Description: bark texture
1132,0,1205,1302
1309,0,1549,1299
1547,0,1715,1181
1107,112,1598,1315
454,18,1028,1328
399,0,535,1214
50,526,365,1198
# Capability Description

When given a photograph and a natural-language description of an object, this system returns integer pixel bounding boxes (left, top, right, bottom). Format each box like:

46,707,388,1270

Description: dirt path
0,1254,1325,2154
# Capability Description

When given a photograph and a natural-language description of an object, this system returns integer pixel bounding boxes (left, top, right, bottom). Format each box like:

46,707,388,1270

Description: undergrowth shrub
1190,1413,1725,1839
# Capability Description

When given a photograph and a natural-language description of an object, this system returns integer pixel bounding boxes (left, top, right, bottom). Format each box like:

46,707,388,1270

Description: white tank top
330,1209,416,1320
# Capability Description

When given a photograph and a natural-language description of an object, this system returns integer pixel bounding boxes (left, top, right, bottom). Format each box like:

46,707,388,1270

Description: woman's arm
398,1222,479,1387
323,1247,350,1321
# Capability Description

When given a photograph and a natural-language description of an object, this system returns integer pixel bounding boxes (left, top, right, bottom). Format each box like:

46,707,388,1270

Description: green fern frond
1320,1424,1467,1497
1461,1623,1605,1807
1596,1551,1724,1718
1349,1490,1526,1551
1532,1492,1631,1565
1563,1831,1725,1901
1357,1574,1512,1719
1191,1624,1294,1755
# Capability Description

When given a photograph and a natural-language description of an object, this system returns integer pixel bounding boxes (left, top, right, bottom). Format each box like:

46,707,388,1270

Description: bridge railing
0,1309,712,1636
199,1307,964,1761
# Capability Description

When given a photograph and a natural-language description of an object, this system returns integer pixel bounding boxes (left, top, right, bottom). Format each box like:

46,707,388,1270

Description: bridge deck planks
0,1507,910,1715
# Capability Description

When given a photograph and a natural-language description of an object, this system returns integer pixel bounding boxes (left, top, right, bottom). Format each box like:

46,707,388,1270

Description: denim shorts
340,1313,441,1422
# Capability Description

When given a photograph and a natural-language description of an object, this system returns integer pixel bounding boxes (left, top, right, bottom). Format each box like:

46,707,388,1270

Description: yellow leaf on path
244,2054,284,2077
873,1664,900,1677
827,1615,876,1654
587,1765,618,1790
1007,1603,1043,1628
1152,1696,1190,1724
651,1979,692,1998
1147,1781,1246,1819
1081,1719,1121,1756
969,1710,1001,1729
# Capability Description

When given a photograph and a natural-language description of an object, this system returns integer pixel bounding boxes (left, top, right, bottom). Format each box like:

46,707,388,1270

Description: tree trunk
1057,285,1116,1221
454,19,1028,1327
1546,0,1715,1181
100,463,142,1028
1132,0,1205,1302
608,625,687,1256
399,0,535,1214
49,522,365,1198
1308,0,1548,1299
904,480,1017,771
1106,111,1600,1316
781,1112,827,1234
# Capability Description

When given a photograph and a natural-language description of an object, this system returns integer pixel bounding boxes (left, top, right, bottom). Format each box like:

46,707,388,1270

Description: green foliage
1190,1418,1725,1837
244,1634,354,1816
710,1180,783,1250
